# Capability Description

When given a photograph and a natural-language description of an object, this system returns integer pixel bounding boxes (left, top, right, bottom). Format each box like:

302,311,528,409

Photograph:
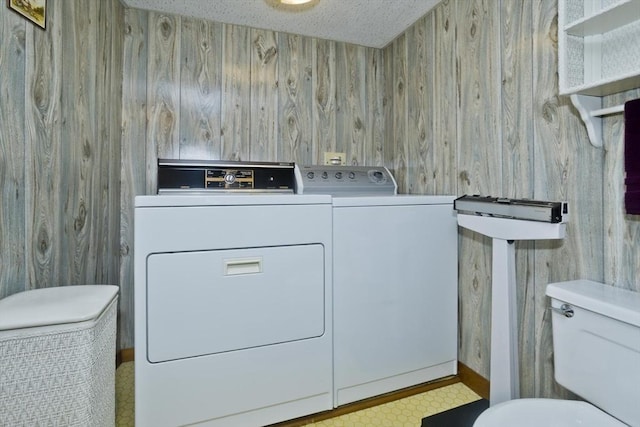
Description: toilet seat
473,398,628,427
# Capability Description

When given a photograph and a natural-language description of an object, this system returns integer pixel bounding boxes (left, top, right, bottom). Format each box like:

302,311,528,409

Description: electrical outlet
324,152,346,165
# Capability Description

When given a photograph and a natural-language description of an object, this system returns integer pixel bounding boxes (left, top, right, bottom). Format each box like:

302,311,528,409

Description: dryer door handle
224,257,263,276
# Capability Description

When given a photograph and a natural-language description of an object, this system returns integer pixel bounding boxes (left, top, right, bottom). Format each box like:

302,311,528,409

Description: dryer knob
224,173,236,184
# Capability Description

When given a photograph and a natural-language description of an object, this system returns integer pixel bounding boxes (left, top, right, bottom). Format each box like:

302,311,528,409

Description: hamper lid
0,285,118,331
546,279,640,327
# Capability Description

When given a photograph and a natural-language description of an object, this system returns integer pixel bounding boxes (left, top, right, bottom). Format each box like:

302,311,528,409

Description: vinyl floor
115,362,481,426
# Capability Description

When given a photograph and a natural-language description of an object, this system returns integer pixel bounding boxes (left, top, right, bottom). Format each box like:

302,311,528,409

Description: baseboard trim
457,362,490,400
116,347,135,367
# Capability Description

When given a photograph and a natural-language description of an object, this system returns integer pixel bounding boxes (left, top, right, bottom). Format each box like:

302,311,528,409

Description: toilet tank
546,280,640,427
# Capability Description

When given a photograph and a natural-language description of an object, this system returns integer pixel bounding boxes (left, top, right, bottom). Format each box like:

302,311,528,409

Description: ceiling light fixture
264,0,320,12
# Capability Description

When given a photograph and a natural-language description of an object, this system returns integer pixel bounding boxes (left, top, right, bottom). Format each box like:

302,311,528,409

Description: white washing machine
135,161,333,426
300,165,458,407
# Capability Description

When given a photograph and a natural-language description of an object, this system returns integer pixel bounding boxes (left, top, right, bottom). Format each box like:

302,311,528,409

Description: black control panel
157,159,297,193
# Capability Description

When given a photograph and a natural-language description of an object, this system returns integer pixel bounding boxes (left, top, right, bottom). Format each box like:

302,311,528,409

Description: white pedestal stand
457,214,566,406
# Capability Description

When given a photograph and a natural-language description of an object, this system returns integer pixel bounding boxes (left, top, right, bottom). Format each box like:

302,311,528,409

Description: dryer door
146,244,325,363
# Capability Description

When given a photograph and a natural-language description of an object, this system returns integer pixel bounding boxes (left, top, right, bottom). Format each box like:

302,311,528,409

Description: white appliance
299,165,458,407
135,162,334,426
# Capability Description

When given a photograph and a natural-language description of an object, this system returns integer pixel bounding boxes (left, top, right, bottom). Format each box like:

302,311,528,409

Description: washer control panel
299,165,397,196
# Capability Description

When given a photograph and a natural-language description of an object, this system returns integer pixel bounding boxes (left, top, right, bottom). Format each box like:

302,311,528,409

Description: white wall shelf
565,0,640,36
558,0,640,147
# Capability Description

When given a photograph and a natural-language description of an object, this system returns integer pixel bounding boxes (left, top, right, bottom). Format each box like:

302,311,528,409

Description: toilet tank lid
546,280,640,327
0,285,118,331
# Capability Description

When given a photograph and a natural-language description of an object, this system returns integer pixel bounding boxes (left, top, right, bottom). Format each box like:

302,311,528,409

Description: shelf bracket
570,94,603,148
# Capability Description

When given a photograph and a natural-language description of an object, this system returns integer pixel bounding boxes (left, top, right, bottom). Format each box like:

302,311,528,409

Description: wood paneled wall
1,0,638,404
0,2,123,295
386,0,638,399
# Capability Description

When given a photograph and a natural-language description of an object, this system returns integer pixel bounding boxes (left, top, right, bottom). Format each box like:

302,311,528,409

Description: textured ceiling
120,0,441,48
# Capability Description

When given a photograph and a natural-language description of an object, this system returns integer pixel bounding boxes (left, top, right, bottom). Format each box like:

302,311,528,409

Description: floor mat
420,398,489,427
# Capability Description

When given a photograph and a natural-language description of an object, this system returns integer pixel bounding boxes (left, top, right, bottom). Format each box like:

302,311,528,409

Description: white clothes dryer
135,161,333,427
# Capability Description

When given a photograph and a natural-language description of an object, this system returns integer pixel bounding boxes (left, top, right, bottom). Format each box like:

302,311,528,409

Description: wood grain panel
110,1,125,289
455,0,502,196
364,48,385,166
0,8,26,298
382,43,394,171
532,0,568,398
179,18,222,160
313,39,336,163
24,0,63,289
432,0,457,195
499,0,536,398
221,24,250,161
251,29,279,161
532,0,604,398
455,0,502,381
59,0,99,284
120,7,149,350
277,33,313,164
456,228,492,381
391,33,408,193
500,0,534,199
96,0,123,287
148,12,180,188
406,16,431,194
335,42,366,165
602,93,627,288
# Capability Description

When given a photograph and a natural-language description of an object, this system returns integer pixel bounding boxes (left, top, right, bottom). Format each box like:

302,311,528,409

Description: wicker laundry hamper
0,285,118,426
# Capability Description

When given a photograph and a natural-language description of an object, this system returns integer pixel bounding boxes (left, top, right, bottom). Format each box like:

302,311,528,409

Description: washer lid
546,280,640,327
0,285,118,331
